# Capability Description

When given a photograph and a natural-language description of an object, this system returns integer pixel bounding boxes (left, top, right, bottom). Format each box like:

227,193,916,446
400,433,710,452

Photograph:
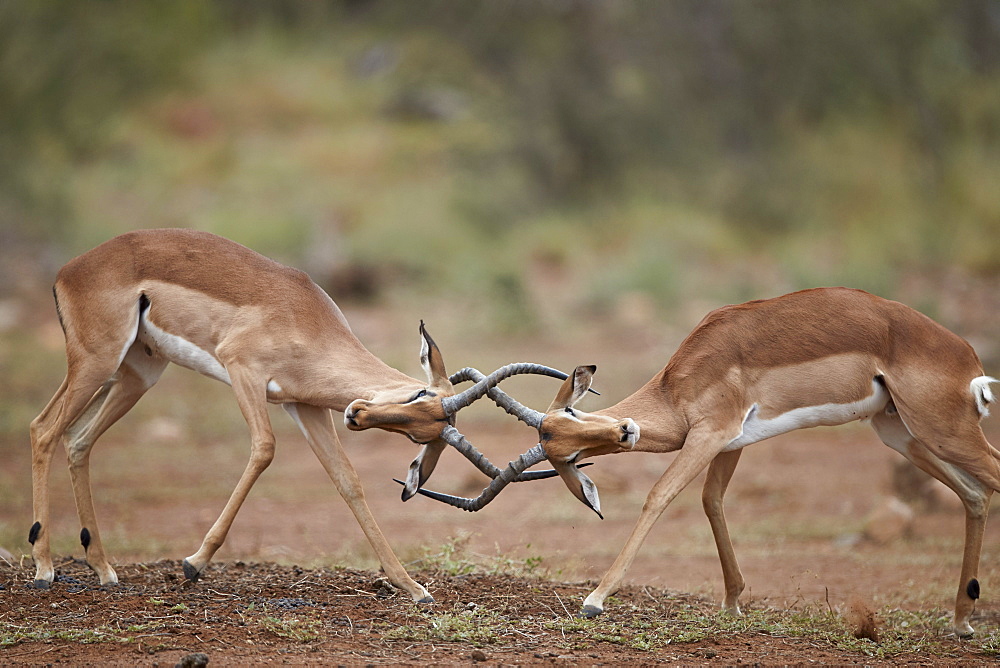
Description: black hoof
182,560,201,582
31,579,51,590
579,604,603,618
417,596,435,604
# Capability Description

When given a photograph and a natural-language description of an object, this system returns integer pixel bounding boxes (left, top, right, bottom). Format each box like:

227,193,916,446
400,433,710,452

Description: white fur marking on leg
138,313,231,385
724,378,891,451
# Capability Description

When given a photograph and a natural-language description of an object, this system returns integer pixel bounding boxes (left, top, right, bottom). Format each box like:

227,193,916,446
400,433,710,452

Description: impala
28,228,574,600
409,287,1000,636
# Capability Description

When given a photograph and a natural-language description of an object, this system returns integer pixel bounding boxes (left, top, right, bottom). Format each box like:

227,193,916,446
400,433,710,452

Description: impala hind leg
182,366,275,581
31,289,146,587
64,344,167,584
30,361,127,587
871,408,993,637
283,403,433,603
582,426,734,617
702,449,745,614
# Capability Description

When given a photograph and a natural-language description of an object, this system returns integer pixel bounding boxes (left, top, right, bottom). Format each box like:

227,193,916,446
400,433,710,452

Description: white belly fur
137,314,232,385
724,378,890,451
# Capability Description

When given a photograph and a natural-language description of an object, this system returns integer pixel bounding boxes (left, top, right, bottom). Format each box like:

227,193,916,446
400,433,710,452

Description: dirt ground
5,410,1000,665
3,557,997,667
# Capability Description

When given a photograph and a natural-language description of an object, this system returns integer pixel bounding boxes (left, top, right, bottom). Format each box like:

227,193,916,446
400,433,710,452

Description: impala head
542,365,640,464
344,322,456,444
345,322,568,446
539,365,639,516
404,365,639,518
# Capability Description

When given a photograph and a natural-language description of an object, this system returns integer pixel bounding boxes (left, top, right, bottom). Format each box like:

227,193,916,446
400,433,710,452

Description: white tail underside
971,376,998,417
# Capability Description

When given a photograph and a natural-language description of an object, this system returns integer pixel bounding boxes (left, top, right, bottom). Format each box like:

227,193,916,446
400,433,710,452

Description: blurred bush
0,1,215,244
5,0,1000,445
2,0,1000,315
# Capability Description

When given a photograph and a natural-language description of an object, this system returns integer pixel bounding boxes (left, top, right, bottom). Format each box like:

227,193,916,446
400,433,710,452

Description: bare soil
5,414,1000,665
1,556,996,667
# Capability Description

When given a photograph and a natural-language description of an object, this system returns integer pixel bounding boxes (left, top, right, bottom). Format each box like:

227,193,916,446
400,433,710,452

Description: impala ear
553,459,603,519
548,365,597,411
419,321,450,389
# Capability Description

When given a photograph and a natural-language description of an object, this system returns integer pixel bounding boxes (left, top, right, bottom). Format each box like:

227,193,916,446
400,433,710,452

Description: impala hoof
579,604,603,618
31,579,51,590
182,559,201,582
417,596,435,604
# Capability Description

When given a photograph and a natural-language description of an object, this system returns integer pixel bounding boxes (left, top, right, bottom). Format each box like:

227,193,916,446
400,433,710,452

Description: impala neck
297,333,424,412
594,370,688,453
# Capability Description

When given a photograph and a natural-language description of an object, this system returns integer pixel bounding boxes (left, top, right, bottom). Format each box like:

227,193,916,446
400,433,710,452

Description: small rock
863,496,914,544
372,576,395,598
174,653,209,668
470,649,487,661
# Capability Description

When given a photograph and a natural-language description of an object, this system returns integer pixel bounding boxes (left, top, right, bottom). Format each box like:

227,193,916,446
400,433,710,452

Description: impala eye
409,389,429,402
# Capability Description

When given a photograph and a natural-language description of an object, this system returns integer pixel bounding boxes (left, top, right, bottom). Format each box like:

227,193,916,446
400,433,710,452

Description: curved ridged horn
437,424,589,481
402,365,595,502
394,444,549,512
442,363,563,415
442,363,600,416
448,367,546,428
441,366,596,480
400,424,587,501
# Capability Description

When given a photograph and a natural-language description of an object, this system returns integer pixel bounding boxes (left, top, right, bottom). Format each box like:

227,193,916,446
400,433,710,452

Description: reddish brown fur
29,229,465,604
533,287,999,637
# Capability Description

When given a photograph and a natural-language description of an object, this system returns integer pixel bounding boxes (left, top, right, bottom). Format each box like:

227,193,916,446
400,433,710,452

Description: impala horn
400,366,593,500
395,443,603,518
397,362,600,501
440,363,598,417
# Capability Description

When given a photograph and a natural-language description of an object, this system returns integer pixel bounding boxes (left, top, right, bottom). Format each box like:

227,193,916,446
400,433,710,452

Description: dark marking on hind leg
28,521,41,545
80,527,91,551
968,578,981,600
182,559,200,582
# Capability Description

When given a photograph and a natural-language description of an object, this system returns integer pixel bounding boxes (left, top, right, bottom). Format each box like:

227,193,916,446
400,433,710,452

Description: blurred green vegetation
3,1,1000,295
3,0,1000,450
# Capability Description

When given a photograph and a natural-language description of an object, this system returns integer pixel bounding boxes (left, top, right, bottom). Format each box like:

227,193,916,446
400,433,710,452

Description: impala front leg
286,403,433,603
582,427,733,617
183,367,275,581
